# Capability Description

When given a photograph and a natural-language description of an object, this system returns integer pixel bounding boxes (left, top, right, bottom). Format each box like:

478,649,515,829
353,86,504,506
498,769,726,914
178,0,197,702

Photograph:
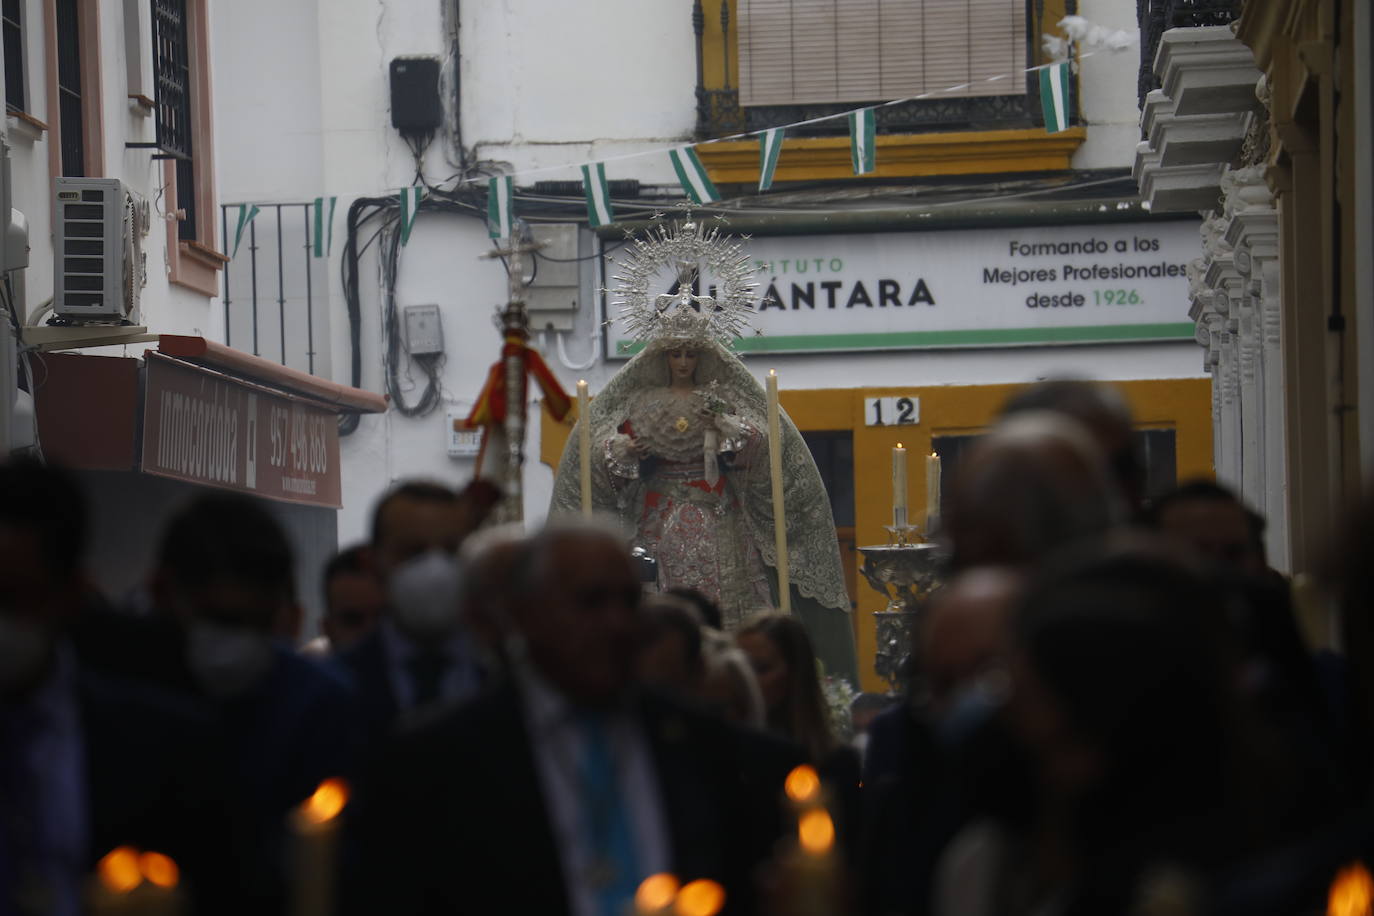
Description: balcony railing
694,0,1045,140
1137,0,1245,107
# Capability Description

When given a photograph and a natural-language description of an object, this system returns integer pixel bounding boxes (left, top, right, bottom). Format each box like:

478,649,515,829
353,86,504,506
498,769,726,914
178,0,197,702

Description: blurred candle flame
139,851,180,889
301,778,350,824
674,879,726,916
97,847,143,894
798,809,835,856
635,873,680,913
784,765,821,805
1329,863,1374,916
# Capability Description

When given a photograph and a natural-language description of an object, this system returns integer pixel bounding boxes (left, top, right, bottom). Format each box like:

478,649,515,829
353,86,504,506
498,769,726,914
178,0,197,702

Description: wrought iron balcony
693,0,1048,141
1137,0,1245,107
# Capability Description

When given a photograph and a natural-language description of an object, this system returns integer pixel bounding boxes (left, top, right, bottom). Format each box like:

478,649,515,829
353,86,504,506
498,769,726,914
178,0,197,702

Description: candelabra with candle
860,445,946,691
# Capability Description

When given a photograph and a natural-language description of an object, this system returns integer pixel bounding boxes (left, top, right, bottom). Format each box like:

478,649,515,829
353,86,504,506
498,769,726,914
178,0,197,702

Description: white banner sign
611,220,1199,356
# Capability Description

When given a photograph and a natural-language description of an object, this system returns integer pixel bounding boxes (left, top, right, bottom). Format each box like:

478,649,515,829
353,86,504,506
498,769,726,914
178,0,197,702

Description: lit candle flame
896,442,904,449
1328,863,1374,916
97,847,144,894
674,879,726,916
769,368,776,377
798,808,835,856
139,851,180,889
784,765,821,804
635,873,680,913
301,778,350,824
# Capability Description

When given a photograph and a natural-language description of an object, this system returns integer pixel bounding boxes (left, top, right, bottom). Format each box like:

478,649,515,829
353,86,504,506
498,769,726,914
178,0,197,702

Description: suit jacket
333,629,400,749
349,682,802,916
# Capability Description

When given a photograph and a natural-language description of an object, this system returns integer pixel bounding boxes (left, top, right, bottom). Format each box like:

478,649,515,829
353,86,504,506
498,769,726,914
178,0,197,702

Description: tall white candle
892,443,908,529
925,452,942,533
577,380,592,517
766,370,791,614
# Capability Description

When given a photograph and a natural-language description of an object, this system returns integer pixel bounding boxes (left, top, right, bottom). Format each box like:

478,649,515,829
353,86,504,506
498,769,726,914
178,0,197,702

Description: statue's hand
630,436,653,459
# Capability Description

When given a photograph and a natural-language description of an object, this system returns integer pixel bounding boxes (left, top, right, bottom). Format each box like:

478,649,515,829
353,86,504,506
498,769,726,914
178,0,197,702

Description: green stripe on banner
759,128,783,191
848,108,875,175
312,197,337,258
669,147,720,204
487,176,514,239
582,163,614,228
1040,61,1070,133
615,322,1197,355
232,204,259,258
399,186,425,246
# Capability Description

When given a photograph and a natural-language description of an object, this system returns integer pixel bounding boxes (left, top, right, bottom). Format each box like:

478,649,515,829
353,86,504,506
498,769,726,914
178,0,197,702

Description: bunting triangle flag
581,163,615,228
232,204,260,258
669,146,720,204
398,186,425,246
849,108,876,175
1039,61,1072,133
487,176,514,239
312,196,337,258
758,128,784,191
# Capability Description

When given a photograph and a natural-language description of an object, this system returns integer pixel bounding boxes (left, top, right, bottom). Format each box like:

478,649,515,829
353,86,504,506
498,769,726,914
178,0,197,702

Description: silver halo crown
612,217,758,348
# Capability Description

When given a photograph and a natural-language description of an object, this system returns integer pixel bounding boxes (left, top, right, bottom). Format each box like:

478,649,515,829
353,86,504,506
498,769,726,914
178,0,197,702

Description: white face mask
388,550,464,639
186,620,275,699
0,615,53,697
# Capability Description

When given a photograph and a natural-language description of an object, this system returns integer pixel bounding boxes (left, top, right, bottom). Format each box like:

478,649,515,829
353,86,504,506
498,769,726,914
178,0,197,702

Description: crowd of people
1,377,1371,916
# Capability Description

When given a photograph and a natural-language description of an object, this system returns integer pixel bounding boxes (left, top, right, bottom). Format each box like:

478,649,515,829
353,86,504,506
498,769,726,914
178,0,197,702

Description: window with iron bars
152,0,196,240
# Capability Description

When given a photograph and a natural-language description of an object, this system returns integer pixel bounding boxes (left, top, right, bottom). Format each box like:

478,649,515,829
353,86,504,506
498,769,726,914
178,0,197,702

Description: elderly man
352,522,799,916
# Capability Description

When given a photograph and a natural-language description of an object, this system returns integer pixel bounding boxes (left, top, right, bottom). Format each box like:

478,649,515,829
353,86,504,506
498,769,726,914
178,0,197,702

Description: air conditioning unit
53,177,147,324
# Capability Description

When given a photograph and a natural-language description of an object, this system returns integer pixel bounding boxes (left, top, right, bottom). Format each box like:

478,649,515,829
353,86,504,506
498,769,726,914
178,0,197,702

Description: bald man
944,411,1125,572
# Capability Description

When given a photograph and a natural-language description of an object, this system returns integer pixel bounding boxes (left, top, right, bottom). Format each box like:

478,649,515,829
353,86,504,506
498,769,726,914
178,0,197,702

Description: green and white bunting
669,146,720,205
1039,61,1071,133
581,163,614,228
231,204,260,258
487,176,514,239
312,196,337,258
758,128,784,191
398,186,425,246
849,108,876,175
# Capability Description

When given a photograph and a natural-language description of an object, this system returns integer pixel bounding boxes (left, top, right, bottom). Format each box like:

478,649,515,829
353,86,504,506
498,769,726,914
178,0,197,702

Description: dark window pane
176,155,196,241
153,0,196,240
931,427,1180,509
800,430,855,528
55,0,82,176
2,0,24,112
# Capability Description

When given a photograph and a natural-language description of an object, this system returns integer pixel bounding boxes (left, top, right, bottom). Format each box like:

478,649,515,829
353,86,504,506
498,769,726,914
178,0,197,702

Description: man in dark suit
350,522,799,916
334,480,499,743
0,459,236,916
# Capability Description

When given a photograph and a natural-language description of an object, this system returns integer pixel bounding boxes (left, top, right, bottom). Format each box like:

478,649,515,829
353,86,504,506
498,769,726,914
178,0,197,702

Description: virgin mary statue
551,219,858,685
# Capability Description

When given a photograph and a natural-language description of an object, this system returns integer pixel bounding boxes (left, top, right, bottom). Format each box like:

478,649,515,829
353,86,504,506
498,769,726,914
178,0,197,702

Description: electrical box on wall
389,56,442,133
525,223,580,332
404,304,444,356
446,410,483,458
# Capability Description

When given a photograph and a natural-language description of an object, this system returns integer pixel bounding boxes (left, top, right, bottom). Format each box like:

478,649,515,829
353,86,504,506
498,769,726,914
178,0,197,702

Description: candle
634,874,680,916
87,847,184,916
892,443,908,529
766,370,791,614
925,452,942,533
577,380,592,517
290,779,349,916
